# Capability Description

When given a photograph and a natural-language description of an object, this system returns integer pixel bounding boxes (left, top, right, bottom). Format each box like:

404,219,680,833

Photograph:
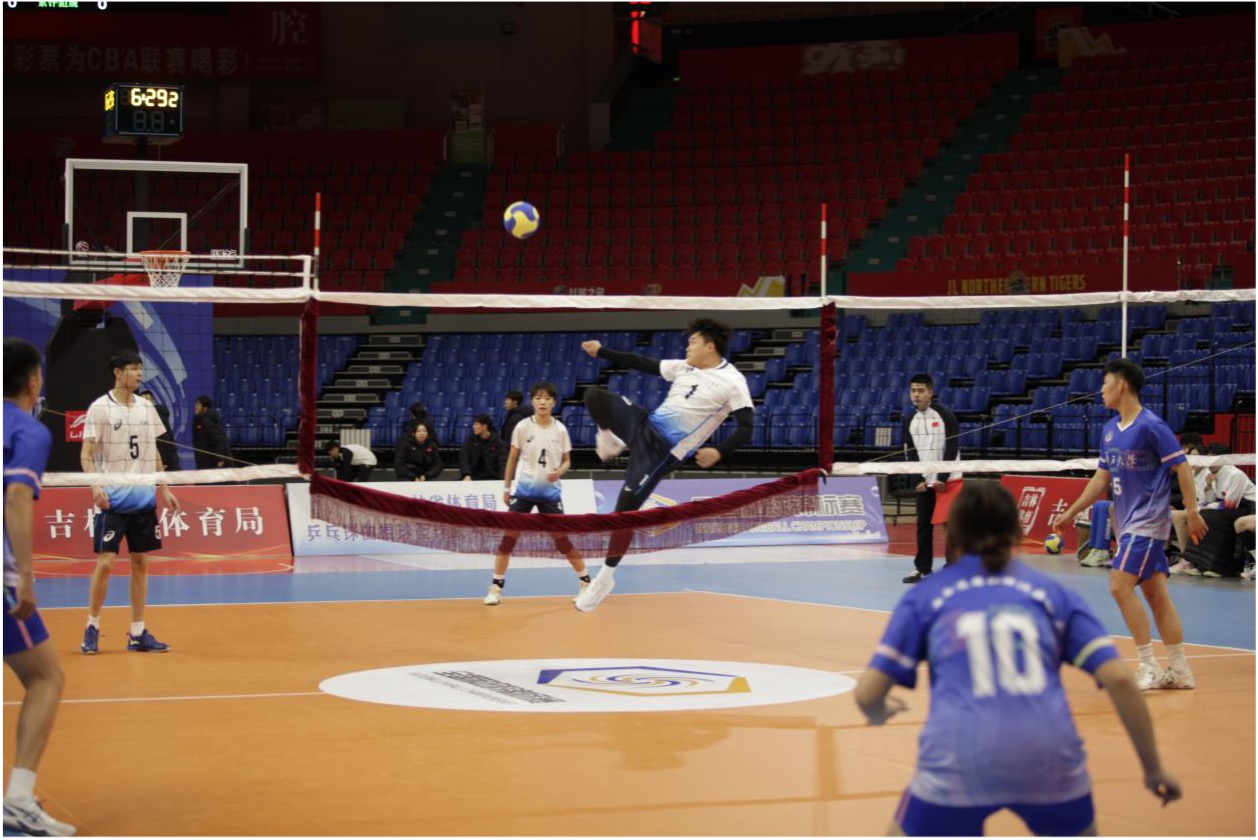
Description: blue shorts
3,586,50,658
1112,533,1169,582
605,393,679,510
896,791,1094,837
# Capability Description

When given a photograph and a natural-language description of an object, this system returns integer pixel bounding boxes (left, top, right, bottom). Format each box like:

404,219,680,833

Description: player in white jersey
79,349,179,655
3,339,76,837
484,382,590,606
574,319,755,612
1053,359,1206,691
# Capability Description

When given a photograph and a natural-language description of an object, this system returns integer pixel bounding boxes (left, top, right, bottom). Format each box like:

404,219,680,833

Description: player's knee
131,553,148,571
1108,573,1136,600
95,553,117,572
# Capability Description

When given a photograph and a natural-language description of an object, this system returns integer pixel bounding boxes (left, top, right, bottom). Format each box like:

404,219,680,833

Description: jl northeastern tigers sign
319,659,855,713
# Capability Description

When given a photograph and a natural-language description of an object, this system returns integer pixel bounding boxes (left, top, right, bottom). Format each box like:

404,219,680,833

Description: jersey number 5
129,434,139,459
956,610,1047,697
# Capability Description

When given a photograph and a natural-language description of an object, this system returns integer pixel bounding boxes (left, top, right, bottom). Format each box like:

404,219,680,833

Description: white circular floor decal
320,658,855,713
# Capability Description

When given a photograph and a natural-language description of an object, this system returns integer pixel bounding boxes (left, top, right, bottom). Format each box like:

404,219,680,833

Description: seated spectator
191,395,233,469
501,389,532,443
1168,434,1209,568
459,414,505,481
1177,444,1256,577
395,423,443,482
325,441,378,482
400,402,432,443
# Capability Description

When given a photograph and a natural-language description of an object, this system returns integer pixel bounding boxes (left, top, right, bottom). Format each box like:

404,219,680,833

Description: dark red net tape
309,469,823,557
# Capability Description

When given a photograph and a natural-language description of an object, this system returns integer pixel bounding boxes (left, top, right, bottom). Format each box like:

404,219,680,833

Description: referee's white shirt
908,407,961,486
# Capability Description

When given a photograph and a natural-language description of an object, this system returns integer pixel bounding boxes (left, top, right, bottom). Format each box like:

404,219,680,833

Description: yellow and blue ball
1044,533,1064,554
503,201,541,240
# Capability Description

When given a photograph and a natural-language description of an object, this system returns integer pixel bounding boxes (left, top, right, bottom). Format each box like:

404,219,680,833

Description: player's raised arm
581,340,662,375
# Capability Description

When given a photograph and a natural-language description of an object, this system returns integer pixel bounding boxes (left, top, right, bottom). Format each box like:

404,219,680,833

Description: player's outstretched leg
584,388,626,460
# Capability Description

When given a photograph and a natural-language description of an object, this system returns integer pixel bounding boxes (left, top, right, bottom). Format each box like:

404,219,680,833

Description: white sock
130,621,145,637
599,565,616,578
1136,644,1157,668
6,767,36,803
86,615,100,630
1166,643,1189,671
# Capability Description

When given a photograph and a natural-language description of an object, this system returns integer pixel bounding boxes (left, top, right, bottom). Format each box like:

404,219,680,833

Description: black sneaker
902,570,931,584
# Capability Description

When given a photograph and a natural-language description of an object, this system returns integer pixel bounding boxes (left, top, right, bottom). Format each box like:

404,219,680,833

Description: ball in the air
1044,533,1064,554
503,201,540,240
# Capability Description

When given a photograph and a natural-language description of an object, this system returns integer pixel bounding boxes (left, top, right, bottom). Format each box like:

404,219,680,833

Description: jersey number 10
956,610,1048,697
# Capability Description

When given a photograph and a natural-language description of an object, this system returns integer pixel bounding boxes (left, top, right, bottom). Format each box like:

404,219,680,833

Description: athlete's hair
324,441,341,454
474,413,495,430
3,337,42,399
529,381,558,399
909,373,934,389
946,481,1022,574
1104,358,1145,394
505,389,524,405
196,395,213,409
1180,432,1205,454
686,318,732,358
110,348,142,374
409,402,427,420
1207,442,1231,455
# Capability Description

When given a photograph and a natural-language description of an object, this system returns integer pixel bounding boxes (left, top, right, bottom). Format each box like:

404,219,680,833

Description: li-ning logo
537,665,750,697
65,411,88,442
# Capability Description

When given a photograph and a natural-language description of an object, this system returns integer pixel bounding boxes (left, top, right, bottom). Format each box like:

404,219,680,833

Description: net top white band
831,453,1257,476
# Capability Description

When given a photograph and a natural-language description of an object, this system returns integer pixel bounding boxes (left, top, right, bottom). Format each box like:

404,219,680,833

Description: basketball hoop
135,250,190,288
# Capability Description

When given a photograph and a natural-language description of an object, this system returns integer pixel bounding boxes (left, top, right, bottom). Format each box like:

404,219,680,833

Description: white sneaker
1080,549,1112,568
1135,662,1166,691
3,798,76,836
594,429,627,461
1202,570,1224,578
573,579,590,602
574,572,615,612
1075,546,1093,565
1168,559,1194,575
483,583,502,606
1162,666,1195,689
1241,564,1255,581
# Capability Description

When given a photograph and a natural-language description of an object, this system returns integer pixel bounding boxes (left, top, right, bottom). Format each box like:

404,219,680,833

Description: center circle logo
319,658,856,713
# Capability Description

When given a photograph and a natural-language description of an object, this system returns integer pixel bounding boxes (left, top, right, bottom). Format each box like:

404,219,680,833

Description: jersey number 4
956,610,1047,697
538,449,547,467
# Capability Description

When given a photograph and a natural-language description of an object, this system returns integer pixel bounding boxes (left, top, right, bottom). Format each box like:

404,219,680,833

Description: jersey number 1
956,610,1047,697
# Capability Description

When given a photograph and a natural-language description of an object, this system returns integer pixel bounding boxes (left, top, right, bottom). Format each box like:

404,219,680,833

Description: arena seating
903,42,1255,277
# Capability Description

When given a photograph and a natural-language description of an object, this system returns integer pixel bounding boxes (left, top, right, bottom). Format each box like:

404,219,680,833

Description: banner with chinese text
594,476,887,546
33,486,291,561
999,474,1091,550
286,480,599,556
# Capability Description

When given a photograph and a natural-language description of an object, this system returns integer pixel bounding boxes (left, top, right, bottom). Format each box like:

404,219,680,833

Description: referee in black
900,373,960,583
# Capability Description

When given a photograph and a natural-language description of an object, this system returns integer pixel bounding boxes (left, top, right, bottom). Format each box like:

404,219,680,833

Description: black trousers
915,488,936,574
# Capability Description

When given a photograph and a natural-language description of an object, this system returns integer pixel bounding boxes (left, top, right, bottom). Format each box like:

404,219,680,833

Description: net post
1121,152,1130,357
819,202,828,302
298,297,320,475
313,192,322,291
819,302,837,470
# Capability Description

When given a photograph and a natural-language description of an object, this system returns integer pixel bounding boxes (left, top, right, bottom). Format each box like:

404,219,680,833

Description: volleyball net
4,244,1254,559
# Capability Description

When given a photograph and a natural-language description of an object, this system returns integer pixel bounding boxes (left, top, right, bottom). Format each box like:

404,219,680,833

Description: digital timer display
103,83,184,143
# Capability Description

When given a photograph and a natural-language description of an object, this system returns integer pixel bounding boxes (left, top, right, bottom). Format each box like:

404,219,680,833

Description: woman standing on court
854,482,1180,836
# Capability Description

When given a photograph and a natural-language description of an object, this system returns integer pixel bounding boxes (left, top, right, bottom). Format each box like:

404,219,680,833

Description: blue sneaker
126,629,170,652
80,625,99,655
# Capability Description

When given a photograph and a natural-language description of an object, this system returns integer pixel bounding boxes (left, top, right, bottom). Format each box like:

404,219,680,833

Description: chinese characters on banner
4,4,320,80
33,486,291,561
999,474,1091,549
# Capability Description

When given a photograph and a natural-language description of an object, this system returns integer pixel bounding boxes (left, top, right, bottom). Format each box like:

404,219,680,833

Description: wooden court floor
4,592,1255,836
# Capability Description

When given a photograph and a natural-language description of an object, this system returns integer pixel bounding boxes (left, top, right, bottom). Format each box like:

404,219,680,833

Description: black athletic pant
915,487,936,575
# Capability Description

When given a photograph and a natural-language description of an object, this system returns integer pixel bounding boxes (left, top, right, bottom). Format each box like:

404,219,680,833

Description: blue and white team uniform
607,358,753,505
508,416,572,514
1099,409,1187,581
3,401,54,657
869,554,1120,836
83,391,166,554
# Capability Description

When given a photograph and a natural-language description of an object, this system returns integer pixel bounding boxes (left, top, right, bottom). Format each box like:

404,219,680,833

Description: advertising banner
594,476,887,546
1035,7,1084,60
33,485,291,561
1057,12,1254,67
999,474,1091,549
848,259,1185,297
286,480,599,556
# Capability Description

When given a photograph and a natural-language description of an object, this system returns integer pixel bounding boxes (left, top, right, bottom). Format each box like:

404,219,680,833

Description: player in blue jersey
856,481,1181,836
1052,359,1207,691
2,339,76,836
574,319,755,612
484,382,590,605
80,349,180,655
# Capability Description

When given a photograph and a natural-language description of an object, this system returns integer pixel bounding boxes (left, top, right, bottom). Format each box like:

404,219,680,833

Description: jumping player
575,319,754,612
80,349,179,655
856,481,1181,836
484,382,589,605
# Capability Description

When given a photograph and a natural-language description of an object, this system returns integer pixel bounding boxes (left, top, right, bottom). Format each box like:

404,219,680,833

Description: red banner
1036,7,1084,60
1057,12,1254,67
848,258,1188,297
999,475,1091,548
678,31,1017,85
3,3,320,80
33,485,292,562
